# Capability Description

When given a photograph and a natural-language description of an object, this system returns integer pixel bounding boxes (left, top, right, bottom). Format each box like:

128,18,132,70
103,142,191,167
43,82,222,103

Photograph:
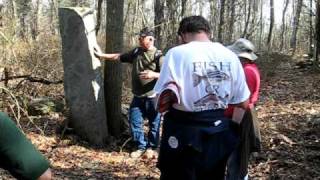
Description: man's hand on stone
93,47,103,59
93,48,120,61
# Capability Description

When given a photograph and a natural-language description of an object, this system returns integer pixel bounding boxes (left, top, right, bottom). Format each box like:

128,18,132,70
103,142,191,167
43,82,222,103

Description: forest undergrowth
0,53,319,180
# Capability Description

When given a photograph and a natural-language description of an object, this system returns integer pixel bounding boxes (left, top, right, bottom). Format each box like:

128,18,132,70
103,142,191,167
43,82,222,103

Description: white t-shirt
154,41,250,112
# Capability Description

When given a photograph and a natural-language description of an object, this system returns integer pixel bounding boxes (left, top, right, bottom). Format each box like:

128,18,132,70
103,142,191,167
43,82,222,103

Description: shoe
143,148,158,159
130,149,145,158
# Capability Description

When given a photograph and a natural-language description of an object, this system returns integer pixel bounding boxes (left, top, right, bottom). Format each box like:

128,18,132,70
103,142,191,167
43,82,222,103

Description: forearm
232,107,246,124
234,99,249,110
100,53,121,61
139,70,160,79
230,99,249,124
153,72,160,79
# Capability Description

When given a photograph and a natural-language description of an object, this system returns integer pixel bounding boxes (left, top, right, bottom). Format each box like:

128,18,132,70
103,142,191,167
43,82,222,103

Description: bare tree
15,0,31,39
309,0,313,56
242,0,252,38
258,0,264,50
95,0,103,35
105,0,124,137
48,0,57,35
3,0,15,20
280,0,290,51
0,0,3,27
164,0,179,48
290,0,303,55
209,0,218,41
246,0,258,39
315,0,320,66
266,0,274,49
226,0,236,43
154,0,165,48
181,0,187,17
30,0,41,40
217,0,226,42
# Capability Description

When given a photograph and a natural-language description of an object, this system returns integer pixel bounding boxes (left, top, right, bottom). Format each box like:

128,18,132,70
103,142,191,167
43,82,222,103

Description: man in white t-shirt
154,16,250,179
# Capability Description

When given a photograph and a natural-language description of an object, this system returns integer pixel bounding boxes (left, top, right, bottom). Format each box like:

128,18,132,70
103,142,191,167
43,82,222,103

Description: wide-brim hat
228,38,257,61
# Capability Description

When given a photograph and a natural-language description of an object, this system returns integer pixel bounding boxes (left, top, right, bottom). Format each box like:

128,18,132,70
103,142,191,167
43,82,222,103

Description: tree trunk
181,0,187,17
309,0,313,56
227,0,236,43
258,0,263,50
3,0,14,20
154,0,165,49
128,0,139,46
16,0,31,39
280,0,289,51
0,0,3,27
290,0,303,55
246,0,258,39
242,0,252,38
266,0,274,50
30,0,41,40
105,0,124,137
95,0,103,35
314,0,320,67
139,1,147,27
165,0,179,47
48,0,57,35
209,0,218,41
217,0,225,43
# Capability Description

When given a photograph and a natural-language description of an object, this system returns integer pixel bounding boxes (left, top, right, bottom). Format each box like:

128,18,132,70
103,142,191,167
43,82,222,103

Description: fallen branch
0,74,63,85
26,76,63,85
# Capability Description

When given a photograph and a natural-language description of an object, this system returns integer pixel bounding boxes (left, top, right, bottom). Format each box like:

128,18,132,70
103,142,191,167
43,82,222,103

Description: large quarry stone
59,7,107,145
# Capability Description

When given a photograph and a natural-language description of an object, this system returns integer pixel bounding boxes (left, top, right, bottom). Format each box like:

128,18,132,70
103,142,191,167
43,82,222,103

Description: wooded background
1,1,320,179
1,0,319,52
0,0,319,139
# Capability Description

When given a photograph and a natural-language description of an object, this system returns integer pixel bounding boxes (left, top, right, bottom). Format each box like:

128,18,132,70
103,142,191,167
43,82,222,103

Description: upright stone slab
59,7,107,145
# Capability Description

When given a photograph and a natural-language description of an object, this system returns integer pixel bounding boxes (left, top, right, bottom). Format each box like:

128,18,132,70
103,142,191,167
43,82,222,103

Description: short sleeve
154,51,174,93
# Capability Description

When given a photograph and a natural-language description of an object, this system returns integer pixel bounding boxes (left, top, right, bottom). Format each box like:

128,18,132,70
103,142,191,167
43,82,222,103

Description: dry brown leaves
1,53,320,179
250,53,320,179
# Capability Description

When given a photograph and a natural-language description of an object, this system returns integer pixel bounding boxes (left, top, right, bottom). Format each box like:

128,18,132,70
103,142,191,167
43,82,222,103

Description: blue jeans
129,96,161,150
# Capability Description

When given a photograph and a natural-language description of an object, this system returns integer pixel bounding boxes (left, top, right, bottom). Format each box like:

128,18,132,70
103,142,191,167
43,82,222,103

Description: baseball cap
228,38,258,61
139,27,154,37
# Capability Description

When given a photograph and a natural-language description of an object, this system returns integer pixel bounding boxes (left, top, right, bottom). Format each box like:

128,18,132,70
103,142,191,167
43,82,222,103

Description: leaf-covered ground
1,53,320,179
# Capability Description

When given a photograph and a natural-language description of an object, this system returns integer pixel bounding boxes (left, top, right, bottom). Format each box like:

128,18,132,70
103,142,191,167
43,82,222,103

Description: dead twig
120,137,132,153
0,87,44,135
1,87,22,129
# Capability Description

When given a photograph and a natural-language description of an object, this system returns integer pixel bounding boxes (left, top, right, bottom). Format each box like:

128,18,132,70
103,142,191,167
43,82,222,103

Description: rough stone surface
59,7,107,145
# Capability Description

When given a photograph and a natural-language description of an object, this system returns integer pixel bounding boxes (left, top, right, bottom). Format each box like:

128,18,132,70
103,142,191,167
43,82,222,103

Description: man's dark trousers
158,108,240,180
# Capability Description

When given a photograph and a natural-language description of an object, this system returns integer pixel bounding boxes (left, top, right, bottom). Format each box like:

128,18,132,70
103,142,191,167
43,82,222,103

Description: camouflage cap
228,38,258,61
139,27,154,37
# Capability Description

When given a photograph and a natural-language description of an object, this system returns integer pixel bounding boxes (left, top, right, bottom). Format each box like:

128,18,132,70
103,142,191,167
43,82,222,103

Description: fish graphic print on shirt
192,61,231,111
154,41,250,112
